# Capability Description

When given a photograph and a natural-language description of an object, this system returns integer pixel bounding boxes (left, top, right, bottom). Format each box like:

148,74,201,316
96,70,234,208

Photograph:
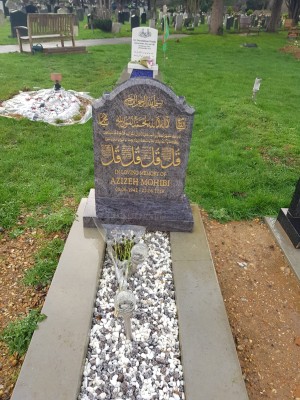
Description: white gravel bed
78,231,185,400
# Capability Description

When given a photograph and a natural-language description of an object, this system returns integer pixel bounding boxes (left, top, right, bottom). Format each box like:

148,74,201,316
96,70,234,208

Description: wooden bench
16,13,75,53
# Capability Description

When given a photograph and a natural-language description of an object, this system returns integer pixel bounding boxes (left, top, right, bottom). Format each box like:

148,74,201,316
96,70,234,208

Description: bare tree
286,0,300,25
210,0,224,34
186,0,200,14
267,0,283,31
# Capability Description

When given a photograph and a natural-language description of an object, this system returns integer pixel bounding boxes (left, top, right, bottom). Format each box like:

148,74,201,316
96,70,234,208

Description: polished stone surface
277,178,300,248
92,78,195,231
277,208,300,248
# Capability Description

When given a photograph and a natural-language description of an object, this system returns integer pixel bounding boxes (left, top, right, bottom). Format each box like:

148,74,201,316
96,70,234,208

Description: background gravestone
149,19,155,28
118,11,125,24
112,22,121,33
131,14,140,30
9,10,26,37
194,14,199,27
76,8,84,21
84,78,195,231
25,3,37,13
175,14,183,31
277,178,300,248
141,12,146,24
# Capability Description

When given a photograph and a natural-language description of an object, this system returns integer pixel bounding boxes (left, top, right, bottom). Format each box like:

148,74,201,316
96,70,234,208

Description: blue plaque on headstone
130,69,153,79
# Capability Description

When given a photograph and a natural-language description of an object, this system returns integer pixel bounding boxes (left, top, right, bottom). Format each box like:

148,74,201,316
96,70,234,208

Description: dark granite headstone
226,16,234,30
277,178,300,248
9,10,27,38
141,12,146,24
118,11,125,23
131,14,139,30
84,78,195,231
25,4,37,13
76,8,84,21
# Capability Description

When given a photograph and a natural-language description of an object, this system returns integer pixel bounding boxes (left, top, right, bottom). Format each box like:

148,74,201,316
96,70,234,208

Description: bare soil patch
280,45,300,59
202,210,300,400
0,225,67,400
0,208,300,399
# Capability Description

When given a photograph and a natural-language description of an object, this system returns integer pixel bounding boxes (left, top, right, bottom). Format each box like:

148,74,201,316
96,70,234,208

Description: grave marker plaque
130,27,157,64
128,27,158,76
277,178,300,248
85,78,195,231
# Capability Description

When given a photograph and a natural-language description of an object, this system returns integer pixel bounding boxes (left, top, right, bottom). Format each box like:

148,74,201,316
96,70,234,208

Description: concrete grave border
11,200,249,400
265,217,300,281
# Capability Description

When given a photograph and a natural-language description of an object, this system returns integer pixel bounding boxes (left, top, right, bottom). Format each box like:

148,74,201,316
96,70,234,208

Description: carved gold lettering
124,95,163,109
115,115,170,130
101,145,180,169
98,113,109,126
140,178,170,187
110,177,139,185
176,117,187,131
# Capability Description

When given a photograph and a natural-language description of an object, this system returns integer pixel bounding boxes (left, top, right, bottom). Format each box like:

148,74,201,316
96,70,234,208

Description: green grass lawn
0,31,299,234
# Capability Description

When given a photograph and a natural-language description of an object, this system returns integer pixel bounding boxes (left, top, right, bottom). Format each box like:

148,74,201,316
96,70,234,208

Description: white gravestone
149,19,155,28
112,22,121,33
57,7,68,13
128,27,158,76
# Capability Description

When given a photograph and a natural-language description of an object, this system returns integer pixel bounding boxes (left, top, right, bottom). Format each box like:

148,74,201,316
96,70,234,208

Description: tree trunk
286,0,300,25
210,0,224,34
267,0,283,31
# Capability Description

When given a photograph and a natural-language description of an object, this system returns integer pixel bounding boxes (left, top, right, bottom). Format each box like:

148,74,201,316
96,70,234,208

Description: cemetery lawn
0,32,300,399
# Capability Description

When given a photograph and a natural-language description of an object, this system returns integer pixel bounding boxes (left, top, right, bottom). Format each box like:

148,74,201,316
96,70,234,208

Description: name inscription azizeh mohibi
86,78,195,232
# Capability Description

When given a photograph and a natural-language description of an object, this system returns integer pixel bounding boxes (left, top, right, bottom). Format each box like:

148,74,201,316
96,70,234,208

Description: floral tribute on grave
0,74,93,126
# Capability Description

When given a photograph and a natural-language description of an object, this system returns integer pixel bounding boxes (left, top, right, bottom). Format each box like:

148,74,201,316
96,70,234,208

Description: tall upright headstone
175,14,183,31
141,12,146,24
128,27,158,76
131,14,139,30
9,9,26,37
277,178,300,248
84,78,195,231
